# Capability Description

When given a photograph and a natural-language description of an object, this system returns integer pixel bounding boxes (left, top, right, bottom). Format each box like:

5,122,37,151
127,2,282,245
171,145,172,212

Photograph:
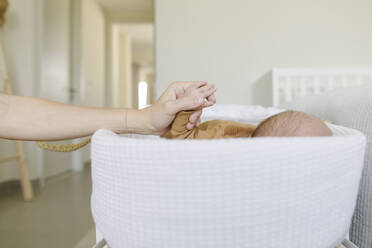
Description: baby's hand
143,81,217,135
177,82,216,129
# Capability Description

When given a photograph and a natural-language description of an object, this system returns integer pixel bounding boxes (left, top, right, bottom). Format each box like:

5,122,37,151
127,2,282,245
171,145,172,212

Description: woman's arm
0,82,216,141
0,93,128,140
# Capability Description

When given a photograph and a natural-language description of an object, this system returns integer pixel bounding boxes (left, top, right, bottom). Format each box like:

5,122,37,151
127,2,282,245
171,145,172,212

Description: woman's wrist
124,108,156,135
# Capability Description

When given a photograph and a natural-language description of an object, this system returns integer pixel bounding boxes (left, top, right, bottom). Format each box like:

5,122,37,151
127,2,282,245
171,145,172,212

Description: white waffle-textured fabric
91,107,366,248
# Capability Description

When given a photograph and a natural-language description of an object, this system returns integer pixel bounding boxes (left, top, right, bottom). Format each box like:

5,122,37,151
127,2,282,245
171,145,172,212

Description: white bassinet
91,106,366,248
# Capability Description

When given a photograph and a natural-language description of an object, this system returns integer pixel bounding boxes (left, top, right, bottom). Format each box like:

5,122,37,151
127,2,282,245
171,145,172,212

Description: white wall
40,0,74,178
81,0,105,107
0,0,43,182
110,24,154,108
0,0,87,183
155,0,372,105
132,43,153,65
40,0,71,104
81,0,106,162
112,29,133,108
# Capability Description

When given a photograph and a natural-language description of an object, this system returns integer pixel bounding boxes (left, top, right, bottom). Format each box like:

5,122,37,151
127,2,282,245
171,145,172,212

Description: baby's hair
252,110,332,137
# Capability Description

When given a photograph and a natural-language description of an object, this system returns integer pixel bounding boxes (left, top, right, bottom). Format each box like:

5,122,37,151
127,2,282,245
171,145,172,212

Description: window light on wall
138,81,148,109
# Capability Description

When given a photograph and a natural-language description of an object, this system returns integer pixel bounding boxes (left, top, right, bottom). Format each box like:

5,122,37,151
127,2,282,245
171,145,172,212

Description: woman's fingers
189,84,216,109
191,81,207,89
165,81,216,115
201,87,216,99
171,81,207,91
200,85,216,107
197,84,216,97
207,94,216,104
198,83,214,93
166,96,204,115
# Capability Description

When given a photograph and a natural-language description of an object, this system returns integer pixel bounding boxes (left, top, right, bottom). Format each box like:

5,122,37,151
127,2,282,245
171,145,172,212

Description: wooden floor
0,166,95,248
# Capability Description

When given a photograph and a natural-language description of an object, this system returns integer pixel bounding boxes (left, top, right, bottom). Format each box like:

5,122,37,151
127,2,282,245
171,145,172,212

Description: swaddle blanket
91,105,366,248
161,110,256,139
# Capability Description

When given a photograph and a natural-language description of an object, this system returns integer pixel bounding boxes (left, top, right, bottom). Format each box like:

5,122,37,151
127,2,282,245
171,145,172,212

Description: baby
161,110,331,139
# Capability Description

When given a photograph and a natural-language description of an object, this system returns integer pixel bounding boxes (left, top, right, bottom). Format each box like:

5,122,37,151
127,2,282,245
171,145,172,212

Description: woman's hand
140,81,216,135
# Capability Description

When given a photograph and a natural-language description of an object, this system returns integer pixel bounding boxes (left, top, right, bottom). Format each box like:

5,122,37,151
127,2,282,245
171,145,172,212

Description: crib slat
328,76,334,91
314,76,320,94
300,77,306,96
273,80,279,107
272,68,280,107
284,80,292,103
357,75,361,86
341,76,347,88
271,67,372,106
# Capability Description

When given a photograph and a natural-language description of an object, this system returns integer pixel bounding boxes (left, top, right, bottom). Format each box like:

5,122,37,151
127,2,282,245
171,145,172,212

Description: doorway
110,23,154,109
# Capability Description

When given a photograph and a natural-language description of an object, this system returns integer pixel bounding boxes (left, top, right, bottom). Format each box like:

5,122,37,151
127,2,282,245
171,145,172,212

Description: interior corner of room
1,0,372,247
0,0,154,186
0,0,154,247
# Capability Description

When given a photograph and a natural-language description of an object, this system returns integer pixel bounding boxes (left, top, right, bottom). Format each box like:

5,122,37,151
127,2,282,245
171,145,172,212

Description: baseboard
0,161,91,197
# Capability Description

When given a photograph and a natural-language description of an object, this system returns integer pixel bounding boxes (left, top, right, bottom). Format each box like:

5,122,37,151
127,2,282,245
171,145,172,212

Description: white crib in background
272,67,372,107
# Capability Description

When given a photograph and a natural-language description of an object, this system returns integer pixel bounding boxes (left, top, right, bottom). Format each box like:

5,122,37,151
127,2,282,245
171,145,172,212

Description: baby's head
252,111,332,137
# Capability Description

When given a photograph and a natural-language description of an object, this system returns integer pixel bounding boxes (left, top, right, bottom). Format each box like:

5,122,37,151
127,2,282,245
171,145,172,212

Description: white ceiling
96,0,153,13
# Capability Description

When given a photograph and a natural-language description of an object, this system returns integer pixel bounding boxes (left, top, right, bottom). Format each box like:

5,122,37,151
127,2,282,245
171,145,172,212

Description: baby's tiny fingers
198,83,214,93
186,122,194,130
196,119,201,127
189,110,202,123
